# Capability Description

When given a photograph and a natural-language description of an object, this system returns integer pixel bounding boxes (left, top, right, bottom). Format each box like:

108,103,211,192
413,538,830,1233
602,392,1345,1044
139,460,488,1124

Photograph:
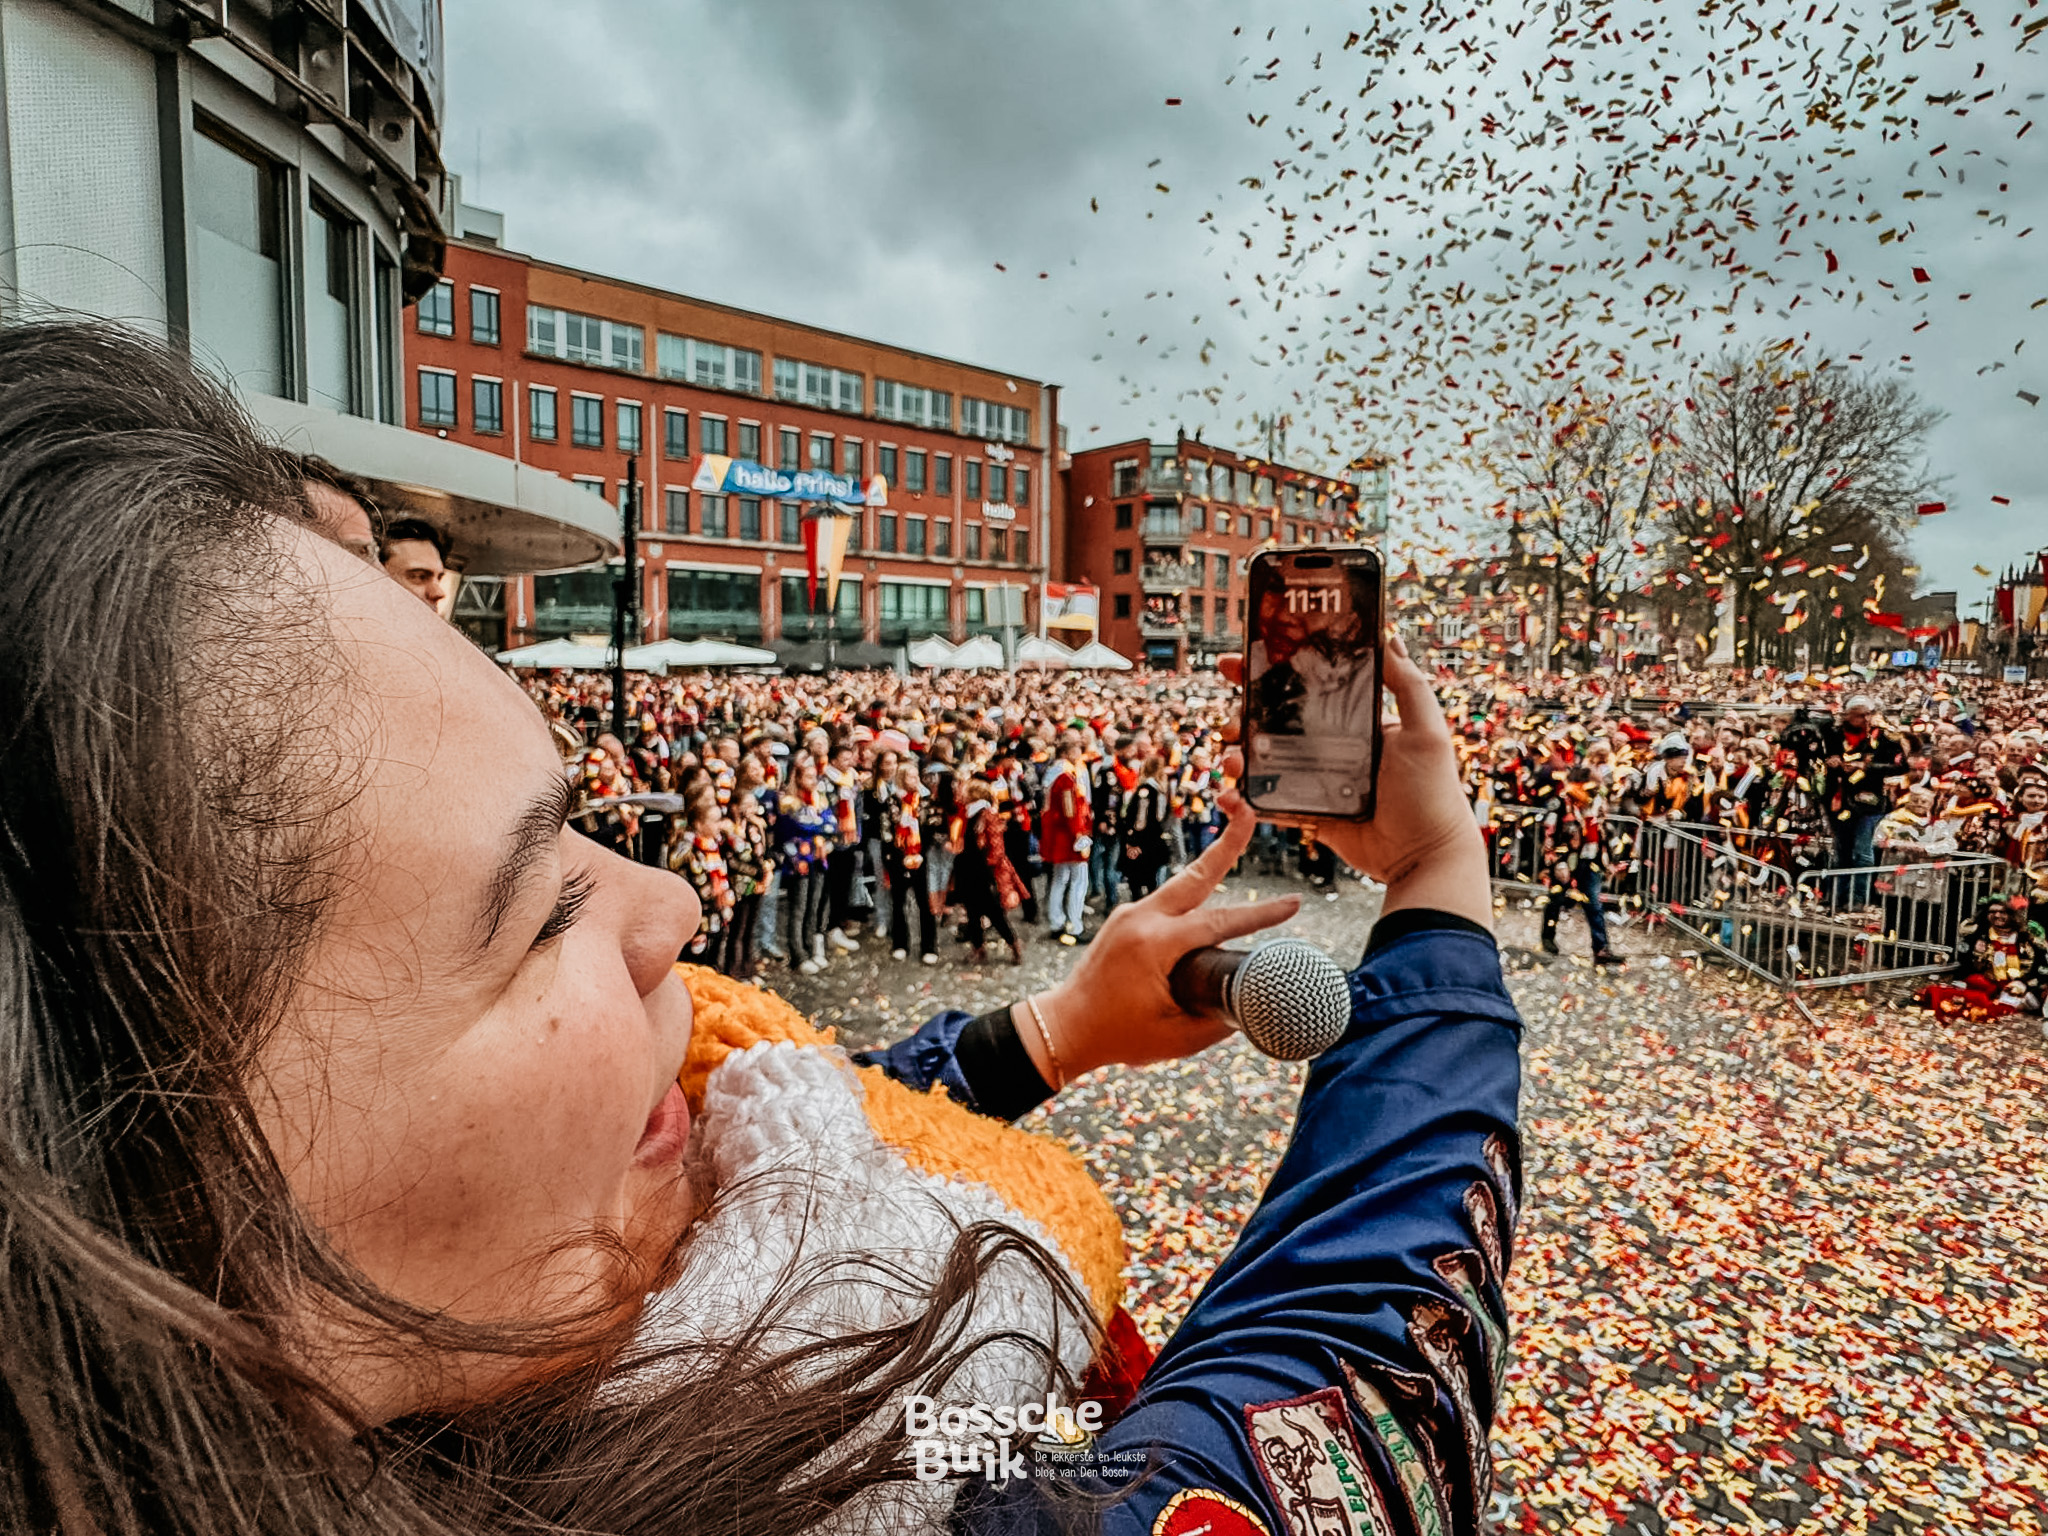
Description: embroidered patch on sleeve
1152,1487,1273,1536
1408,1299,1494,1527
1461,1179,1506,1286
1243,1387,1399,1536
1431,1249,1511,1402
1482,1132,1522,1232
1339,1361,1453,1536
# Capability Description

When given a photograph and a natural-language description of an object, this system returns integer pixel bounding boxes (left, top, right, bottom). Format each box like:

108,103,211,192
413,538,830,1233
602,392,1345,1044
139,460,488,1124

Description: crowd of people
531,659,2048,1019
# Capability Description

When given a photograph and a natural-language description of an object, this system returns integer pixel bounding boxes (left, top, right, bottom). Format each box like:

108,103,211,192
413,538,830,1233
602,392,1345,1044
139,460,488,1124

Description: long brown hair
0,323,1092,1535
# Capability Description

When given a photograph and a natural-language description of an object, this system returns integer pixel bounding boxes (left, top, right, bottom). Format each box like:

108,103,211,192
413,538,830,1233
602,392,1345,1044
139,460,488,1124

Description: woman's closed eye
533,871,597,950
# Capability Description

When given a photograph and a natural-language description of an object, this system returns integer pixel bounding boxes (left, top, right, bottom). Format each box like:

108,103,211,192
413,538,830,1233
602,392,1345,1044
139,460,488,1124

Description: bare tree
1482,387,1677,665
1660,349,1942,667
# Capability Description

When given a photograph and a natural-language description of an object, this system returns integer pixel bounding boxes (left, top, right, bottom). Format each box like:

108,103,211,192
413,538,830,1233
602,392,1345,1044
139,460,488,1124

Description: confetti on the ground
785,880,2048,1532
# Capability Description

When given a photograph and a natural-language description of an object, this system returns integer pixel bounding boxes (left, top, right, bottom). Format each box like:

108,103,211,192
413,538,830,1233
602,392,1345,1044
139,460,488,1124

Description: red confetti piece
1912,267,1931,283
1917,501,1947,515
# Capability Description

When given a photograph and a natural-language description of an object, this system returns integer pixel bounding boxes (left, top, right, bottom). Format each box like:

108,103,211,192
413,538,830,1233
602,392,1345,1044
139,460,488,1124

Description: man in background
293,452,379,564
381,516,454,612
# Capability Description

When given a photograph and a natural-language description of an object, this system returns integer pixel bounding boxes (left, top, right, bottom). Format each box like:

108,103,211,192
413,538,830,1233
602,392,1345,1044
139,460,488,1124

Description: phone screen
1241,550,1382,820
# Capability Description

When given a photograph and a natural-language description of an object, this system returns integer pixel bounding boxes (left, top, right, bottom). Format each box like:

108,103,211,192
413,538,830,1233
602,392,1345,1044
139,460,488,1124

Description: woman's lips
634,1081,692,1168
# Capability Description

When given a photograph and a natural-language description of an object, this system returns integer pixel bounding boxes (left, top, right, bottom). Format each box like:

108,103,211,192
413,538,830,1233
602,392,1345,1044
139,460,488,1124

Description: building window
571,394,604,448
1015,466,1031,504
988,465,1009,504
297,198,361,415
873,380,952,429
878,580,950,642
1212,552,1229,587
965,588,984,629
966,461,983,501
1238,514,1253,538
1234,469,1253,504
1112,459,1141,496
1015,529,1029,565
989,528,1007,563
772,356,864,412
1191,505,1207,532
417,278,454,336
1113,548,1131,574
809,433,833,470
737,421,762,461
768,428,794,471
656,334,762,393
664,488,689,533
701,495,729,539
840,439,863,477
617,401,643,454
935,454,954,496
780,502,801,544
668,567,763,641
190,120,286,400
1214,601,1228,635
1255,477,1275,508
1190,595,1205,630
965,523,982,561
900,450,924,492
1258,517,1272,541
1115,502,1133,529
905,516,927,555
738,497,762,543
469,287,500,345
528,306,644,371
878,445,899,483
1114,593,1132,619
1211,463,1231,501
961,398,1030,444
846,512,863,554
700,416,729,455
571,475,606,498
664,408,689,459
529,385,557,441
934,519,952,558
780,573,860,638
471,377,503,434
416,368,456,426
877,513,897,553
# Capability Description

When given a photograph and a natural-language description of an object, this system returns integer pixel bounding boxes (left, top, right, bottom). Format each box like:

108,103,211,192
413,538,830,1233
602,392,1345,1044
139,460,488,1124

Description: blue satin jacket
857,912,1525,1536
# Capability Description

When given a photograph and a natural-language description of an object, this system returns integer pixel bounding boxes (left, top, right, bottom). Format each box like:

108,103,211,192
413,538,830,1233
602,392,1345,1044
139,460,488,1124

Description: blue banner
689,455,886,508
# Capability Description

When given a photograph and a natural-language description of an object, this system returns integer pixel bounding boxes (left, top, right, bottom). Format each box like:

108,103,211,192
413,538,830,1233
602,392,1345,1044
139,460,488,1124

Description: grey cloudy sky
444,0,2045,608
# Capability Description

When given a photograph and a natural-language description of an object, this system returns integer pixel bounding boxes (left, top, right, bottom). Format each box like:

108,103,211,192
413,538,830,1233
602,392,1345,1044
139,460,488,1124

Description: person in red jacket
1040,729,1094,945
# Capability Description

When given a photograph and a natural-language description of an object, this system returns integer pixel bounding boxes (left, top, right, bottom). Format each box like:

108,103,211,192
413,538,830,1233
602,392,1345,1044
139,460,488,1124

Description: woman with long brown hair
0,322,1522,1536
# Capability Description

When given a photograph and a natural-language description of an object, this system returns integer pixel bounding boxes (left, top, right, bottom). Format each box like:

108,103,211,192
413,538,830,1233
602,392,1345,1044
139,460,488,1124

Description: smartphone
1240,547,1384,821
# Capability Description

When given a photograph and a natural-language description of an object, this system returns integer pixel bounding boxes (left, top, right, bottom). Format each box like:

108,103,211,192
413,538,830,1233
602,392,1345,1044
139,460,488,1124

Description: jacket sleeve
968,918,1524,1536
847,1008,1055,1123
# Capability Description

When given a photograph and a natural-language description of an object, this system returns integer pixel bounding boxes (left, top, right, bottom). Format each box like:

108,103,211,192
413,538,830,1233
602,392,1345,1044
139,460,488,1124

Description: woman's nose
609,851,700,996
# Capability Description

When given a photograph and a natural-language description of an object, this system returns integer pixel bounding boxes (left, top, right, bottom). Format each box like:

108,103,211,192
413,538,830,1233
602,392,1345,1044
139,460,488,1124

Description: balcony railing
1138,615,1186,638
1142,513,1187,542
1140,560,1199,592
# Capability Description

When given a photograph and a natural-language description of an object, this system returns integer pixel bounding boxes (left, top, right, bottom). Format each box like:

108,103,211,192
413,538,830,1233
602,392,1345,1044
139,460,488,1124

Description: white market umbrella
496,637,617,669
906,634,959,668
1015,635,1077,669
1068,640,1135,671
623,638,778,671
947,635,1006,669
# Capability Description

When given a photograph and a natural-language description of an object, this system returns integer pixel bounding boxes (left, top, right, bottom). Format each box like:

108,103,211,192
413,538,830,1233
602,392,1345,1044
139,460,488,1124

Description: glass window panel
878,445,899,482
668,568,762,641
664,408,688,459
933,519,950,558
529,386,557,440
305,200,357,413
701,495,728,538
700,416,728,455
571,395,603,447
988,465,1009,503
738,421,761,461
664,488,689,533
617,401,642,453
469,287,500,345
738,497,762,542
190,124,284,398
935,455,953,495
778,429,800,470
780,502,801,543
417,369,455,426
471,377,502,433
840,439,862,476
810,433,832,470
906,450,927,492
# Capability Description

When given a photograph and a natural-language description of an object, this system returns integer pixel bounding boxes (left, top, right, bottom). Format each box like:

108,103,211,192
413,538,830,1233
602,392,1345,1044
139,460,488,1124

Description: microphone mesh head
1231,938,1353,1061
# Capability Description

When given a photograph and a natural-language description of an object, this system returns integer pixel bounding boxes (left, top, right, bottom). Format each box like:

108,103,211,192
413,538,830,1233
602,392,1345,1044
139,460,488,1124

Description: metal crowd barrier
1485,807,2010,993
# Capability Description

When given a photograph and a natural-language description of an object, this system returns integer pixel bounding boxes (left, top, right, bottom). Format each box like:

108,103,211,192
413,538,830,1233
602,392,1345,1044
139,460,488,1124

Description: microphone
1168,937,1352,1060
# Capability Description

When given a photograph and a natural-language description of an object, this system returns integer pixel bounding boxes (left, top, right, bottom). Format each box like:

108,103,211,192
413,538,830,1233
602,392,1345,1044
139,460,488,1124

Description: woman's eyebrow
474,775,576,953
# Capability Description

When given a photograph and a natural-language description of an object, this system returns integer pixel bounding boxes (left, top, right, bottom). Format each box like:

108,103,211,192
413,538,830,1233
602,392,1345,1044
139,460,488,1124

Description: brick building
1062,434,1369,668
405,233,1060,653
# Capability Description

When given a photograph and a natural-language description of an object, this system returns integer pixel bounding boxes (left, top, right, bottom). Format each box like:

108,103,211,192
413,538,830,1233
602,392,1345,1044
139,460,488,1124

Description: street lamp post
609,454,639,743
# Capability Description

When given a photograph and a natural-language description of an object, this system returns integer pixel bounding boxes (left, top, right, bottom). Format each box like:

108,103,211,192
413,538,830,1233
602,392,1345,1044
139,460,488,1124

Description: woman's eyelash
532,871,596,949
